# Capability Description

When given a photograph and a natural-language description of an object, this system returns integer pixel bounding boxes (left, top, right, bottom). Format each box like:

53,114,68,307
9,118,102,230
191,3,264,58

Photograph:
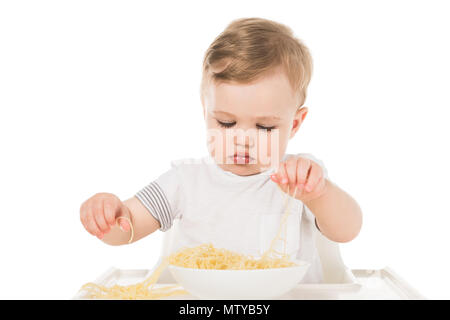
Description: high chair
314,224,358,284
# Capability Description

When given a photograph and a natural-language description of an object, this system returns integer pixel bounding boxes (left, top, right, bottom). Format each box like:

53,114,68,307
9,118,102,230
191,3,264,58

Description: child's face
202,67,307,176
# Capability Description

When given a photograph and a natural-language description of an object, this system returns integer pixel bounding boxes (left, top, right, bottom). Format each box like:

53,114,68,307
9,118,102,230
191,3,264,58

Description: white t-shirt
135,153,329,283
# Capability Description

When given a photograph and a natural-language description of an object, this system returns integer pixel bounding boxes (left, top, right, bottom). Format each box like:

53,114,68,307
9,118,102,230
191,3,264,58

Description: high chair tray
74,267,425,300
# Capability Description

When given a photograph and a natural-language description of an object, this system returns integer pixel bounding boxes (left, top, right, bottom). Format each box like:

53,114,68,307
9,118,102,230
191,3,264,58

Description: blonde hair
200,17,313,109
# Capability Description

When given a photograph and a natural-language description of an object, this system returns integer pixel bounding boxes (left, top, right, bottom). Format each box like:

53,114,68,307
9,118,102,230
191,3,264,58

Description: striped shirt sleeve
134,165,182,232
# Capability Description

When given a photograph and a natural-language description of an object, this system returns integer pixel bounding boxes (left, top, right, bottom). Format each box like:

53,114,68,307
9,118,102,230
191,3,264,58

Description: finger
85,206,103,238
79,201,88,228
296,158,311,192
277,163,292,194
93,199,110,235
117,204,131,232
304,163,323,193
270,174,280,184
80,209,90,235
278,161,288,184
285,157,298,194
270,165,280,183
103,199,119,228
269,156,282,183
271,161,287,185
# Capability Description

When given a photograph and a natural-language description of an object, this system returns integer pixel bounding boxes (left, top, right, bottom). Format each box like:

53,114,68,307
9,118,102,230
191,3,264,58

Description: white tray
74,266,425,300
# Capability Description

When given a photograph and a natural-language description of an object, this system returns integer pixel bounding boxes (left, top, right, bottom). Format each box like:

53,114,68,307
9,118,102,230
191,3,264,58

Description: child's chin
226,163,262,176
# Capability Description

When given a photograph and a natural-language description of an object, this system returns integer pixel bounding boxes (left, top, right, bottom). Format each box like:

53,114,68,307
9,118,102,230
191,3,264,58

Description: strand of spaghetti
282,185,298,255
261,184,298,260
116,216,134,244
262,187,289,259
282,185,289,255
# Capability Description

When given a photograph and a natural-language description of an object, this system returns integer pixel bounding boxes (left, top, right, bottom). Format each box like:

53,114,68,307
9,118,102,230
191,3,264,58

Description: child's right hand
80,193,131,240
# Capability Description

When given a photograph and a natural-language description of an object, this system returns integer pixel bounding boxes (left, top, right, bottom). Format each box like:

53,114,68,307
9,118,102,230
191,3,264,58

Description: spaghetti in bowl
168,259,310,299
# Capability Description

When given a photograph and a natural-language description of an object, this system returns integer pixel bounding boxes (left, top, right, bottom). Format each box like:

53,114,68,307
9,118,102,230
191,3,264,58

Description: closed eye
216,120,236,128
256,124,276,132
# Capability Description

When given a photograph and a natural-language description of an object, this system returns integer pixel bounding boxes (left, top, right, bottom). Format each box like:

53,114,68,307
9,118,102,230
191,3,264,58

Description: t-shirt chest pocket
260,204,301,259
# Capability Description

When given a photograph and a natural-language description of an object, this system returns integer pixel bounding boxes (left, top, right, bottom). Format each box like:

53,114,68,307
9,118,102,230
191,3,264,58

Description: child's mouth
230,154,253,164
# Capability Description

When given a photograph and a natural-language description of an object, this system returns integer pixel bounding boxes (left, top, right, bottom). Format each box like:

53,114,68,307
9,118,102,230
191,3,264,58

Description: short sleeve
134,163,183,232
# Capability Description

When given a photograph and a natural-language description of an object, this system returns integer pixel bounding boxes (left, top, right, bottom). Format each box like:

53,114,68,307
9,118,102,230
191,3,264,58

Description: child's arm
271,156,362,243
302,179,362,243
80,193,161,245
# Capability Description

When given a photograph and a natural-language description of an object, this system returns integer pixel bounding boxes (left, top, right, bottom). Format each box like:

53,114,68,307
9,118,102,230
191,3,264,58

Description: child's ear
295,106,308,127
290,106,308,138
299,106,308,122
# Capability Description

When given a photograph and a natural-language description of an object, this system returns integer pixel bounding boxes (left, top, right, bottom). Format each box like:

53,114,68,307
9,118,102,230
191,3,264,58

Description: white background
0,0,449,299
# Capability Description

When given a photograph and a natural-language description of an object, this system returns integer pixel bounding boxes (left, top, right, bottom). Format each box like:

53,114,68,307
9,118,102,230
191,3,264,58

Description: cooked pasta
169,242,296,270
80,184,298,299
80,257,189,299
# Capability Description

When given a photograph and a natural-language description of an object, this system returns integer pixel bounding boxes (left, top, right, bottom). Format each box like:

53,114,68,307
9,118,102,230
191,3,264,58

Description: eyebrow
212,110,282,121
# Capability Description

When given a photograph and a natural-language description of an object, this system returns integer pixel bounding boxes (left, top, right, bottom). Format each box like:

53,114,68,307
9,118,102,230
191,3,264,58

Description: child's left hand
270,155,328,203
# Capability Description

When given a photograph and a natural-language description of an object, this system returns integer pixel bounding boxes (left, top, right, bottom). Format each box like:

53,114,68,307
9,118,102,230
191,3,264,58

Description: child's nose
233,131,255,147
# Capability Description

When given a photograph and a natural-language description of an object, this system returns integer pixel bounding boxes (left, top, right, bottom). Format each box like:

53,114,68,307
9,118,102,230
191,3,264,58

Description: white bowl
168,259,310,299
